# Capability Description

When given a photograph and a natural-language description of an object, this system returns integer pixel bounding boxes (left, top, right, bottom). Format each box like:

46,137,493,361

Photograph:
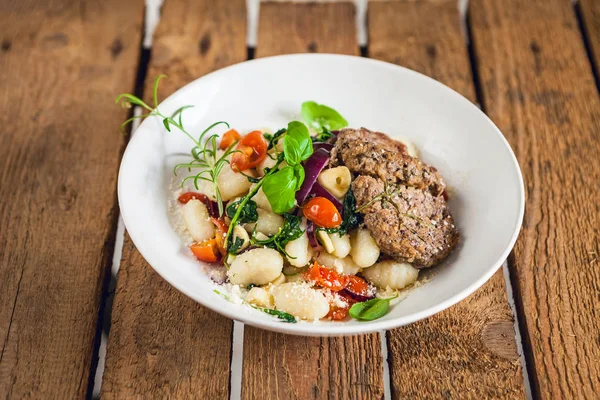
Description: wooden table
1,0,599,398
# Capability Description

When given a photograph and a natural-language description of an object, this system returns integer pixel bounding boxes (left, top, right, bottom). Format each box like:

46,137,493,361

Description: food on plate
117,76,459,323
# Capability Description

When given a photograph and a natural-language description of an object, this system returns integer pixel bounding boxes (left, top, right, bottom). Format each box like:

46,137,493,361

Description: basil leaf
301,101,348,132
262,166,298,214
284,121,313,165
349,295,397,321
226,199,258,224
293,164,305,191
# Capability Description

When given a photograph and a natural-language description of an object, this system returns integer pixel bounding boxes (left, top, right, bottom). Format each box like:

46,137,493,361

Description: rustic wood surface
579,0,600,73
369,1,525,398
471,0,600,398
101,0,247,398
242,3,384,400
0,0,143,398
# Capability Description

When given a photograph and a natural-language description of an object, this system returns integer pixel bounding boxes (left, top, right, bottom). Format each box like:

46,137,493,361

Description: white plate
118,54,524,336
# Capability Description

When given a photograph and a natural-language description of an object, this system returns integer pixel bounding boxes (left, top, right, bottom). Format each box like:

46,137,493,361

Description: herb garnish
265,128,286,150
317,189,361,237
313,127,335,143
301,101,348,132
252,306,297,323
251,213,304,256
226,199,258,224
116,75,238,217
349,295,398,321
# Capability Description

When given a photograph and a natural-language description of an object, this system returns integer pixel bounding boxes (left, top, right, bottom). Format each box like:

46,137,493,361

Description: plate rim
118,53,525,336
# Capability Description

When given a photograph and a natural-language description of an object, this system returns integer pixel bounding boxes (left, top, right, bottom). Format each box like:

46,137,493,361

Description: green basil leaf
226,199,258,224
284,121,313,165
301,101,348,132
349,295,397,321
262,166,298,214
293,164,305,191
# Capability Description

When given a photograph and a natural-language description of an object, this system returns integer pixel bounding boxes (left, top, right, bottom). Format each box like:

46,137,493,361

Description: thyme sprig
116,75,238,216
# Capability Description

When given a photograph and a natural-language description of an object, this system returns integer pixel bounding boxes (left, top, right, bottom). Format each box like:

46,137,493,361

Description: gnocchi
182,200,215,242
272,283,330,320
284,228,312,267
328,232,351,258
227,248,283,285
349,229,380,268
246,287,273,308
362,261,419,290
317,166,351,198
316,253,360,276
245,209,284,236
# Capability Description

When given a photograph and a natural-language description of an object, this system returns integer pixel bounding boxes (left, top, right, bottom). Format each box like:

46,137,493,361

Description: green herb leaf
153,74,167,108
253,307,297,323
284,121,313,165
323,189,361,236
115,93,153,111
293,164,305,191
262,166,299,214
162,118,171,132
349,295,398,321
226,199,258,224
301,101,348,132
228,236,245,254
312,127,335,143
251,212,304,255
265,128,286,150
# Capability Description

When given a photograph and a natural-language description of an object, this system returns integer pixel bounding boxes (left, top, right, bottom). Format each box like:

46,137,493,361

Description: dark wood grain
471,0,600,398
579,0,600,74
369,1,525,398
101,0,247,398
0,0,143,398
242,3,383,400
256,1,359,57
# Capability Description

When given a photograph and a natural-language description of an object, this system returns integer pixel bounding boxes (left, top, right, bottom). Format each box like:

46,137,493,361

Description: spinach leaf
226,199,258,224
340,188,361,233
228,236,245,254
284,121,313,165
312,127,335,143
301,101,348,132
253,306,297,323
251,212,304,255
349,295,398,321
262,166,300,214
264,128,286,150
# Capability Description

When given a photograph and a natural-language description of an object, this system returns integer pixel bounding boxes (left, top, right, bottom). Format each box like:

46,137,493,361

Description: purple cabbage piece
295,148,330,205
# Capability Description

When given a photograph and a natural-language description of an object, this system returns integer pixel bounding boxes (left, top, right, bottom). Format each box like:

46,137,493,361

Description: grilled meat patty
331,128,458,268
330,128,445,196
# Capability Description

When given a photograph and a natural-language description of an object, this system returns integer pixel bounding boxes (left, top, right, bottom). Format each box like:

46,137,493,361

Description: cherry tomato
327,301,350,321
211,217,228,257
305,261,348,292
219,129,241,150
178,192,210,204
231,130,268,172
345,275,371,298
303,197,342,228
190,240,220,263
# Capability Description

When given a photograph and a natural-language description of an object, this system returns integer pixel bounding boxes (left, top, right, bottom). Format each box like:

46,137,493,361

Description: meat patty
330,128,445,196
352,176,458,268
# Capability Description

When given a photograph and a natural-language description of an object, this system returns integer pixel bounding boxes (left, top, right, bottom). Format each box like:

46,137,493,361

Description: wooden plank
470,0,600,398
100,0,247,398
0,0,144,398
579,0,600,73
368,1,526,398
256,1,359,57
242,3,384,400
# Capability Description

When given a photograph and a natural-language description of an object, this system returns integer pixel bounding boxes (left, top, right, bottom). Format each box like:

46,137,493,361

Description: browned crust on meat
352,176,458,268
331,128,446,196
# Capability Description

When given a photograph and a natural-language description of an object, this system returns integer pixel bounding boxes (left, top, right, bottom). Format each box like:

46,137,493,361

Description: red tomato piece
305,262,348,292
178,192,210,204
211,217,228,257
303,197,342,228
220,129,241,150
327,301,350,321
345,275,370,297
190,240,219,263
231,130,268,172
